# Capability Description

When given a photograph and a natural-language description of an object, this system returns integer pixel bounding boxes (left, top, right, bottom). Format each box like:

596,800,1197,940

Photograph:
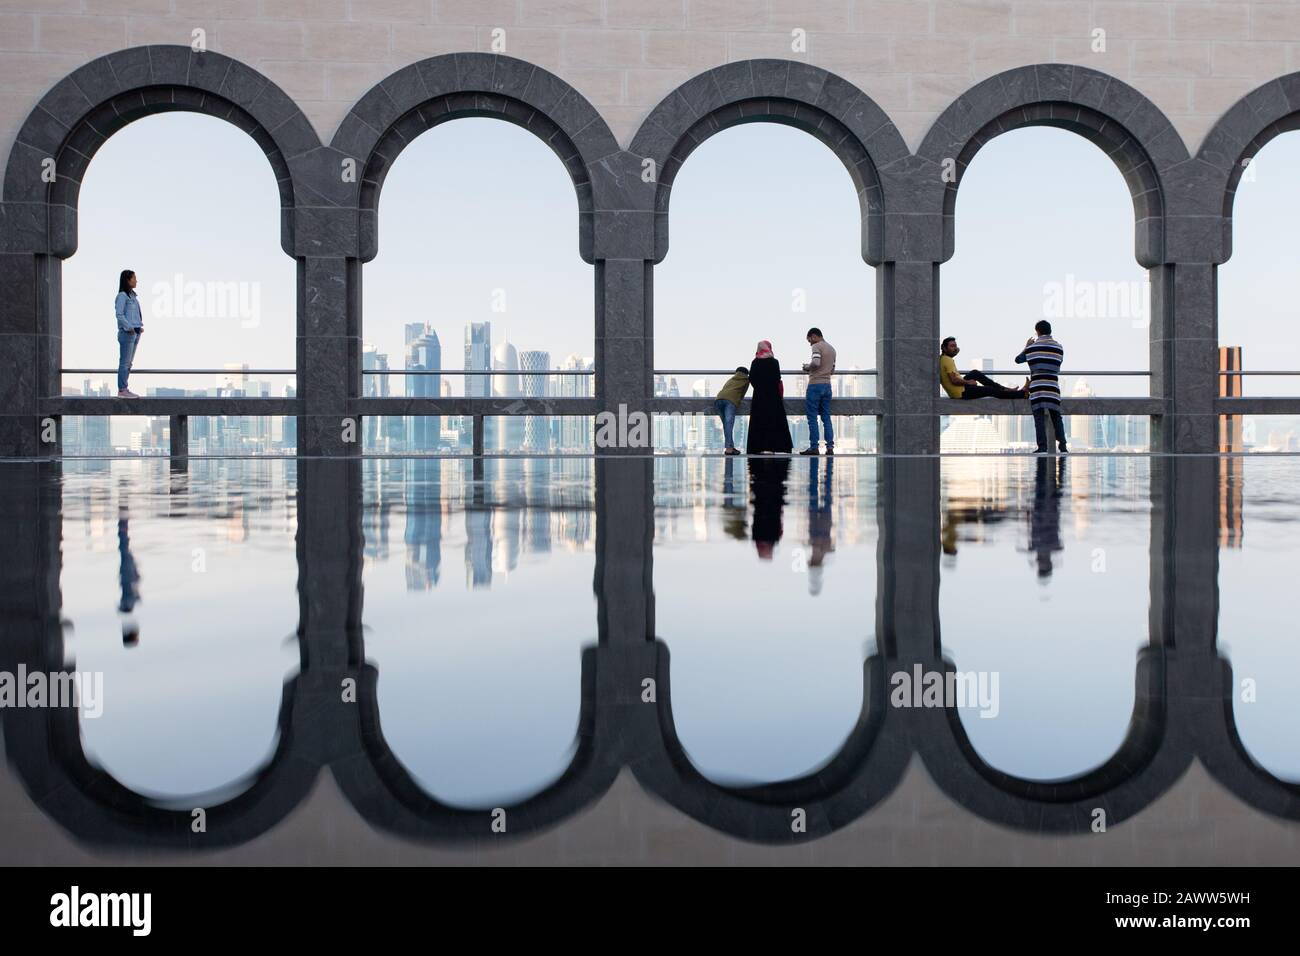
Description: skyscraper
520,349,551,452
406,322,441,452
463,322,492,449
493,341,524,452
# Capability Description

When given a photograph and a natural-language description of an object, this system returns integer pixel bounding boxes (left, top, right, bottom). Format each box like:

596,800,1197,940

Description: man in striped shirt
1015,320,1068,454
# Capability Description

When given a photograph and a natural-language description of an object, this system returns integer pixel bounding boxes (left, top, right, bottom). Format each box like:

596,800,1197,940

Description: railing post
169,414,188,459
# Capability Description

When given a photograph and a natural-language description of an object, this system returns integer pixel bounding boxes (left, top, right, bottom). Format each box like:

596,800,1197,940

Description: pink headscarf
754,340,774,360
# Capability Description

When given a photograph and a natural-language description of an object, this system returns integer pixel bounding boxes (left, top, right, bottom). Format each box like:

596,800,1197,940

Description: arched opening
60,111,295,452
653,122,877,452
1219,130,1300,443
940,126,1152,452
360,118,595,454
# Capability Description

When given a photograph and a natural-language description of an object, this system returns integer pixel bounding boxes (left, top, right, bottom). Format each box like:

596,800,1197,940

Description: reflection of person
1015,321,1068,454
806,455,835,594
721,455,748,540
117,508,141,646
114,269,144,398
1026,456,1065,579
714,366,749,455
749,456,790,559
800,327,836,455
938,336,1027,400
745,340,793,455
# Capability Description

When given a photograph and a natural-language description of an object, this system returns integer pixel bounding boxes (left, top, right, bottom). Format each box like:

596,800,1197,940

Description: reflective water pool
0,453,1296,863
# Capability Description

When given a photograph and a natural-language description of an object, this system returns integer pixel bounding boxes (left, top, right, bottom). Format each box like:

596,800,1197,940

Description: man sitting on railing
939,337,1028,401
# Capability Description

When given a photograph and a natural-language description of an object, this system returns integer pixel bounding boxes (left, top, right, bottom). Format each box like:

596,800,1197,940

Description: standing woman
745,339,793,455
114,269,143,398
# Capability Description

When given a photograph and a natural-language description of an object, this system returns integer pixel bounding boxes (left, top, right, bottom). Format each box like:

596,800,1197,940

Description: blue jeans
714,398,737,448
117,329,139,391
805,383,833,447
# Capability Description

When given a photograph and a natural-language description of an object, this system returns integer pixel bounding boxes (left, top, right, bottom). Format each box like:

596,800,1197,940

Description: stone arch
331,54,622,264
2,45,317,258
1194,73,1300,264
918,64,1188,268
630,60,909,266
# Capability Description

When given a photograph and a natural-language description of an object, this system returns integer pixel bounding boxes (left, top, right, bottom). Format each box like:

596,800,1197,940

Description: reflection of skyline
363,457,595,593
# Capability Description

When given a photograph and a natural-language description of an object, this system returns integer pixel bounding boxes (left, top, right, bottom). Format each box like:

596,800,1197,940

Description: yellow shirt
939,354,964,398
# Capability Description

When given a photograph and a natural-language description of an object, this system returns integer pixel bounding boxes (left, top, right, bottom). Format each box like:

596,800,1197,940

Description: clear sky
61,109,1300,403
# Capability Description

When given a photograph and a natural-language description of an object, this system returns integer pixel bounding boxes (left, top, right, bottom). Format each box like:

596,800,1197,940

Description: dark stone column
297,256,360,457
0,252,60,457
877,260,940,455
1151,263,1218,453
595,258,651,426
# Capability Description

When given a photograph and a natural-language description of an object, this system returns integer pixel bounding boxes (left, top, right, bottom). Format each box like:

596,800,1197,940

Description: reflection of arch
630,60,908,265
1196,655,1300,819
1197,73,1300,264
918,65,1185,267
332,54,620,264
0,621,318,849
916,648,1189,831
331,654,619,842
627,644,911,843
2,45,315,258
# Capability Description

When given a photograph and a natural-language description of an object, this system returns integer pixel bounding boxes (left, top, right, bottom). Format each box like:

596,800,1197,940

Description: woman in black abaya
745,340,793,455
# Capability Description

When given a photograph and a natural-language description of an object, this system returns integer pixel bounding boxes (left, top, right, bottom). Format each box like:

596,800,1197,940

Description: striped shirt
1015,335,1064,408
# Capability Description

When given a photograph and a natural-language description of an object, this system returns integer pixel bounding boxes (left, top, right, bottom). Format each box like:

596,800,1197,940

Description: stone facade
2,3,1298,456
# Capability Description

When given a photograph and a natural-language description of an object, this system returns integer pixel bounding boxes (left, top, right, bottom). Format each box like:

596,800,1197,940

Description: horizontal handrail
655,368,877,375
63,368,295,375
364,369,594,375
973,370,1150,376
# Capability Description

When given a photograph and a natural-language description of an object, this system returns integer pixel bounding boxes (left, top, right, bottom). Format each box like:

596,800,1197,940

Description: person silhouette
806,455,835,594
749,456,790,559
1026,456,1066,579
117,507,141,646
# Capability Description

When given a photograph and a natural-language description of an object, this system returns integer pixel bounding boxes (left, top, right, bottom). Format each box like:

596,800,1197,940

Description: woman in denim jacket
114,269,143,397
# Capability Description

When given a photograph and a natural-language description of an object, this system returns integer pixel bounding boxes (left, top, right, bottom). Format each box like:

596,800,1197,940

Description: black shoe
1057,444,1069,454
825,446,834,455
799,447,819,456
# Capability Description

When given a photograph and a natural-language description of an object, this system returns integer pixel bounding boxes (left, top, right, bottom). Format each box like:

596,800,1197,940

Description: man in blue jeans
800,327,836,456
714,366,749,455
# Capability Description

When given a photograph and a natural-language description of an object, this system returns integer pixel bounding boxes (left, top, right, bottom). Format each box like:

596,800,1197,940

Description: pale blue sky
60,111,1300,401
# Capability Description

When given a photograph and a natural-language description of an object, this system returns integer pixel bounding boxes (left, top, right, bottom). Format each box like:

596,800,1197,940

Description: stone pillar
595,258,651,453
0,252,60,458
877,260,940,455
1151,263,1218,453
297,256,361,457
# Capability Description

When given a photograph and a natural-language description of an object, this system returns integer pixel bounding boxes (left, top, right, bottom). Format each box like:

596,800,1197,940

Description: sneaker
799,447,819,456
724,447,740,456
117,389,139,398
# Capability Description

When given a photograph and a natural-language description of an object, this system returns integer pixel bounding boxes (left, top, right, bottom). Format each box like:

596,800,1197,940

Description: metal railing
62,368,295,375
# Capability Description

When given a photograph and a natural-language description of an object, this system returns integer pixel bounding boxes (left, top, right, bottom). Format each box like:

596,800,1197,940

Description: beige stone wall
0,1,1296,163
